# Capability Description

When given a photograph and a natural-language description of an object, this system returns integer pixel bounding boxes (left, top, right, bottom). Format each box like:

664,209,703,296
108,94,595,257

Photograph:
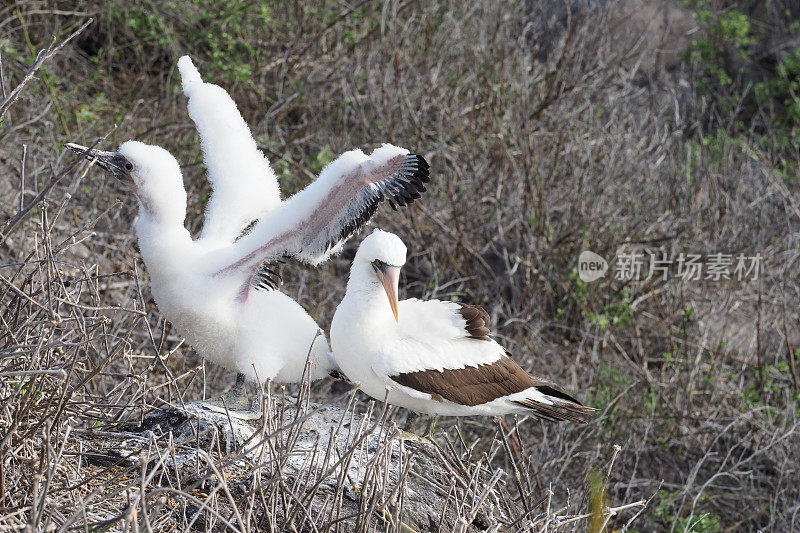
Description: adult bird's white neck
337,228,407,329
340,262,398,328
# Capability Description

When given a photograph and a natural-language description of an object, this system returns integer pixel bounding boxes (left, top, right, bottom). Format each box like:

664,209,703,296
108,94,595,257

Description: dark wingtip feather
513,392,597,424
536,385,584,406
311,152,431,259
513,397,596,424
406,154,431,183
383,153,430,210
407,153,431,183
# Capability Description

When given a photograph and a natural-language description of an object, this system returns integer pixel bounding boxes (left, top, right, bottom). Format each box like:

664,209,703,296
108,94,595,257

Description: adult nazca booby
331,230,593,422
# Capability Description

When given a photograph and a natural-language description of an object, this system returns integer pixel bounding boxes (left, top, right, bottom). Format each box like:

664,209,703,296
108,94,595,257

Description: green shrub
105,0,271,83
683,1,800,181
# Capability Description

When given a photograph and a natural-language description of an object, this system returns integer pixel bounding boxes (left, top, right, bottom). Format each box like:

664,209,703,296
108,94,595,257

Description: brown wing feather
390,355,594,423
457,304,492,341
391,356,533,406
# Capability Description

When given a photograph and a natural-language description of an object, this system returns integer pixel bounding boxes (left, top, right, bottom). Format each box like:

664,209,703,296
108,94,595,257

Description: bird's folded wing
374,348,542,406
370,352,438,401
377,348,593,421
398,299,493,341
178,56,282,244
213,144,429,279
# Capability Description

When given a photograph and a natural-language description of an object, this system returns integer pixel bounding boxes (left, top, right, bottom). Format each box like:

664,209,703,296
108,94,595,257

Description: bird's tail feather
513,389,596,424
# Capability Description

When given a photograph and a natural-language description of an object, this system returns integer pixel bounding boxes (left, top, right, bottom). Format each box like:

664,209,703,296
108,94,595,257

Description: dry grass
1,1,799,531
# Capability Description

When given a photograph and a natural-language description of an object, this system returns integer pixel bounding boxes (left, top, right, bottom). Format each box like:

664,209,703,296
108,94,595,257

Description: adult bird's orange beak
372,261,400,322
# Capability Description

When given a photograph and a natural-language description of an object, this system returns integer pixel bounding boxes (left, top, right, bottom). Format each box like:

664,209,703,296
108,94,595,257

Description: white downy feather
178,56,281,244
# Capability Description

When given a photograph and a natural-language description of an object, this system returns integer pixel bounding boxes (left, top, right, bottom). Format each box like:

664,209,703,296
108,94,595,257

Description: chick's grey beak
66,143,134,187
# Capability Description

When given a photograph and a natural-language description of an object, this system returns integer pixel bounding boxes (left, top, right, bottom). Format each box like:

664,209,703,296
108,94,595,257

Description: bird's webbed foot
199,372,262,420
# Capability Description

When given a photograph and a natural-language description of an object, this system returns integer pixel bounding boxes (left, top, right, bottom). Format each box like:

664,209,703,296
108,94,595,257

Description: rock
93,399,522,531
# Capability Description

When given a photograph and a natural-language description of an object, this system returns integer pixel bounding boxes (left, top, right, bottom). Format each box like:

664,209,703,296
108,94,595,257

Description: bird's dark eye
124,162,133,171
374,259,383,268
